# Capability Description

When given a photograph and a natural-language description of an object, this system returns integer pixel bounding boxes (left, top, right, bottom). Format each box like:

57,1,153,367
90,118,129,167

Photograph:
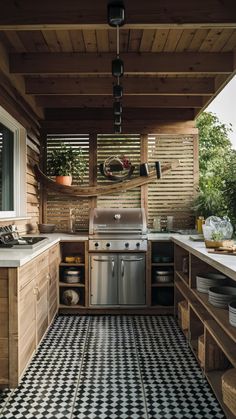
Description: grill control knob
106,242,111,248
95,242,99,247
125,242,129,248
136,242,141,247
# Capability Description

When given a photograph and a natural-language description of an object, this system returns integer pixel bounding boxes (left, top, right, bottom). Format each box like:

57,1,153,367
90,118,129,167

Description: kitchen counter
0,233,88,267
172,235,236,281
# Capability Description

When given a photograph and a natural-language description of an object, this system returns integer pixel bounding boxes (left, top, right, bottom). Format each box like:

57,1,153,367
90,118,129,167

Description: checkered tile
0,315,225,419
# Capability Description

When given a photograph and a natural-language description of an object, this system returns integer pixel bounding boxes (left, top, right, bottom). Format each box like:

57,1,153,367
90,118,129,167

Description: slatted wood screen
97,135,141,209
45,133,198,231
147,134,198,228
46,134,90,231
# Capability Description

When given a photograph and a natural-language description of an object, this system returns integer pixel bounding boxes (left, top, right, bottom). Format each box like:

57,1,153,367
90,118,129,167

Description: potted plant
49,143,86,186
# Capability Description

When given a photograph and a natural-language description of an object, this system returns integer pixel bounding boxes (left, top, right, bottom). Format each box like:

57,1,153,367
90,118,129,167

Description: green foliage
49,143,86,181
194,112,236,225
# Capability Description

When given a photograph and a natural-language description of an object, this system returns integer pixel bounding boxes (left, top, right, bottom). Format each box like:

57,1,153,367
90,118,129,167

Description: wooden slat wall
97,135,141,209
46,134,90,231
147,134,198,228
44,132,198,231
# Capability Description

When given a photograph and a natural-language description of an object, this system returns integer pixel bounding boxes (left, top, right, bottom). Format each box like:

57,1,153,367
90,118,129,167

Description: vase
56,176,72,186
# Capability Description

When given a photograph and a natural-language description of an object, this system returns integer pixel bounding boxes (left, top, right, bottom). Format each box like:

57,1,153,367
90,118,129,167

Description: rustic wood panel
147,134,198,228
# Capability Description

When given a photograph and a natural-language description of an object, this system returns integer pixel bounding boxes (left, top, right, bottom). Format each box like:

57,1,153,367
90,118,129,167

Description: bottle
197,216,205,234
69,209,76,233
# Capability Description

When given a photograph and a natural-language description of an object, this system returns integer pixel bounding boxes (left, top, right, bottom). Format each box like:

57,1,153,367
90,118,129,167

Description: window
0,107,26,219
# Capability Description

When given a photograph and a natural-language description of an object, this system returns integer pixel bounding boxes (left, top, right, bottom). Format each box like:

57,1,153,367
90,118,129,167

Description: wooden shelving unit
59,241,88,310
174,242,236,419
150,240,174,311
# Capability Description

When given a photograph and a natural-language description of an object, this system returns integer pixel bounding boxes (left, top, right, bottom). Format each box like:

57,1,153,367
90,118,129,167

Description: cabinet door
36,266,49,345
90,254,118,305
118,254,146,305
19,278,36,376
48,259,58,323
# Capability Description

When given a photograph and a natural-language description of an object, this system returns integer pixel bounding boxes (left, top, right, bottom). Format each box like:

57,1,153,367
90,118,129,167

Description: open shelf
175,270,189,284
206,370,236,419
205,319,236,368
152,262,174,267
59,282,85,288
59,304,85,309
60,262,85,267
192,289,236,344
152,283,174,287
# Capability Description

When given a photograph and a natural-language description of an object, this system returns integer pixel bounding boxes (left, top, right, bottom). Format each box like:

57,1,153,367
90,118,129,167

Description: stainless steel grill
88,208,147,306
88,208,147,252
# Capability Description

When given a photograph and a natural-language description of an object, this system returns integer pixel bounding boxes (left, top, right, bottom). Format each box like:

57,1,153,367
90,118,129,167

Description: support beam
25,76,215,95
0,0,235,28
36,95,204,109
43,119,198,135
44,107,195,121
9,52,233,75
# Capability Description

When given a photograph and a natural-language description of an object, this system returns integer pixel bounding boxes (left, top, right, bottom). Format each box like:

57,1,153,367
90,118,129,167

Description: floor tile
0,315,225,419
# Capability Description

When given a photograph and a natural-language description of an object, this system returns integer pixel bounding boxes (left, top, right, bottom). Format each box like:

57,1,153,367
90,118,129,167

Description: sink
12,236,48,249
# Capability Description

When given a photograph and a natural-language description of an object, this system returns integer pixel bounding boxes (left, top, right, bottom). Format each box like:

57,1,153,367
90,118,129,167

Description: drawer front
19,261,37,290
36,251,49,275
19,279,36,339
49,244,60,263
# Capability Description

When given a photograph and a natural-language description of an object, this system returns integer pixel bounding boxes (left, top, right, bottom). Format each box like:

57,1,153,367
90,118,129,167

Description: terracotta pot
55,176,72,186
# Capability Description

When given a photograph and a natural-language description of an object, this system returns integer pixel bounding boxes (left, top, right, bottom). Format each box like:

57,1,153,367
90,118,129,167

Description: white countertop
172,235,236,280
1,232,236,280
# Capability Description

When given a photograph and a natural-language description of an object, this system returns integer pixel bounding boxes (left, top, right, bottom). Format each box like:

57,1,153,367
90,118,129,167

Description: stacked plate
229,301,236,327
208,286,236,308
196,272,226,293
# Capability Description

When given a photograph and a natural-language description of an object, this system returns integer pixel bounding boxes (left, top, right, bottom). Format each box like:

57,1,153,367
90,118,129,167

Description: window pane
0,123,14,211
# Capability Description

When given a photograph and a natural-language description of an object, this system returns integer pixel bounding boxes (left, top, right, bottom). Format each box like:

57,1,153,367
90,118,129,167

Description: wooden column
89,132,97,210
39,130,48,223
140,133,148,223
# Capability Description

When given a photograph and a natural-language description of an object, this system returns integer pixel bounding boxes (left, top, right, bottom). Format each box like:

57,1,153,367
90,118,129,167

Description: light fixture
108,1,125,133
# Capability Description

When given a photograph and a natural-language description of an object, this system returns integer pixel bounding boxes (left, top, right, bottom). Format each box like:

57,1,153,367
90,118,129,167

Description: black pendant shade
112,58,124,77
108,1,125,133
113,101,122,115
114,124,122,133
114,115,122,125
107,3,125,27
113,84,123,98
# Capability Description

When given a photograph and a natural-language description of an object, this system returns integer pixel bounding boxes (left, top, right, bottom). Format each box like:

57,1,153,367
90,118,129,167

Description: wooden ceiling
0,0,235,132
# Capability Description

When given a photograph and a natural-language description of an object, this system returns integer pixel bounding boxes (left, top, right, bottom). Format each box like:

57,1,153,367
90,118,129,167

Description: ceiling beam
43,119,198,135
44,107,195,121
0,0,235,29
25,76,215,95
9,52,233,75
36,95,204,108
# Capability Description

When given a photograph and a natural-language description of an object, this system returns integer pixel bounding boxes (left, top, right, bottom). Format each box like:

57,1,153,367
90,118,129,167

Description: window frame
0,106,26,219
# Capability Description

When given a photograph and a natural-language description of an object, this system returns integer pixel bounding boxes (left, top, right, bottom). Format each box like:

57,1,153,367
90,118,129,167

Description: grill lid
89,208,147,235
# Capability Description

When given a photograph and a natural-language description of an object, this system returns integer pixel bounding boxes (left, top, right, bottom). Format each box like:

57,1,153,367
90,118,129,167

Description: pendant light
107,1,125,133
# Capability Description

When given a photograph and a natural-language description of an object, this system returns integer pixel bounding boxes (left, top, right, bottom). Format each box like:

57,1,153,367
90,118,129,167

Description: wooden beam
0,40,43,120
44,107,195,121
0,0,235,28
9,52,234,75
42,119,198,135
25,76,215,95
36,95,204,108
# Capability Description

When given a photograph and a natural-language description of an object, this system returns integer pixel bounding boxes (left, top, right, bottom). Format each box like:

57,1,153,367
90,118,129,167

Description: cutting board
208,249,236,256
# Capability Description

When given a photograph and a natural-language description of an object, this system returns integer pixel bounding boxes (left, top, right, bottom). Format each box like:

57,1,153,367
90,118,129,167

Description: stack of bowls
153,270,173,284
196,272,226,294
63,267,81,283
229,301,236,327
208,286,236,308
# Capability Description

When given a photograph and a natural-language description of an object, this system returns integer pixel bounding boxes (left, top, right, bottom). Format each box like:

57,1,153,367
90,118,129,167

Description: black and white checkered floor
0,315,225,419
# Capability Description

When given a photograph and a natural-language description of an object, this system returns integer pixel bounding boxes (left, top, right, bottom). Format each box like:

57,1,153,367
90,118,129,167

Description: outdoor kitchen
0,1,236,418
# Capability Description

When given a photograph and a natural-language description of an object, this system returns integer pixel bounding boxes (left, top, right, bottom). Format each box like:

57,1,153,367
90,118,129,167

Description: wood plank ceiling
0,0,235,132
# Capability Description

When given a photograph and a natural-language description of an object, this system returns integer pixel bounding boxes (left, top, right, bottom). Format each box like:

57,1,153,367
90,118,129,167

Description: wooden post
89,132,97,210
39,129,48,223
140,133,148,224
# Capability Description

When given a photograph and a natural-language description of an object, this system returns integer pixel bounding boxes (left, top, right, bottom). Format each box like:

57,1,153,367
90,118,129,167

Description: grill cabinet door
90,254,118,305
118,254,146,305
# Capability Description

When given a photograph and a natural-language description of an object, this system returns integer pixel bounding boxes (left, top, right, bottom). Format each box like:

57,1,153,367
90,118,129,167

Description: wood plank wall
45,132,199,230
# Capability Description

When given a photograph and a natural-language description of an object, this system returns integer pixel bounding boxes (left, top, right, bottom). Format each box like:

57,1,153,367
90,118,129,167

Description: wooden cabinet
149,240,174,313
59,241,87,311
174,243,236,419
0,243,60,388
